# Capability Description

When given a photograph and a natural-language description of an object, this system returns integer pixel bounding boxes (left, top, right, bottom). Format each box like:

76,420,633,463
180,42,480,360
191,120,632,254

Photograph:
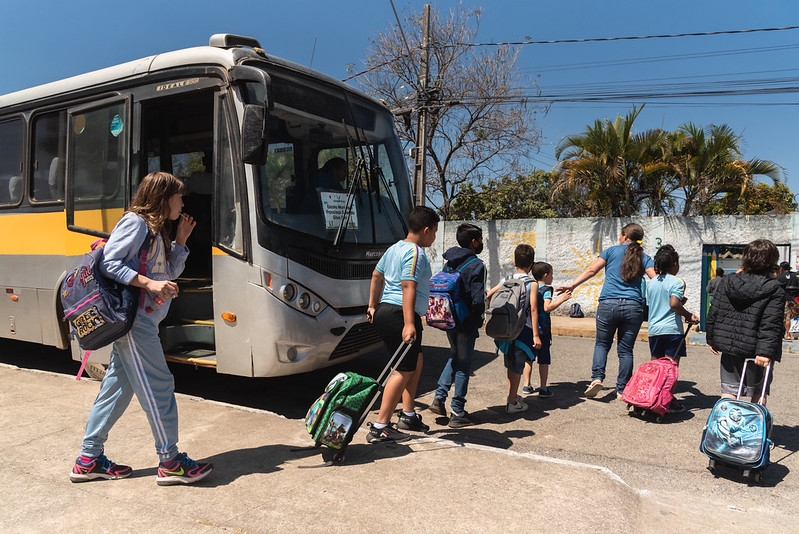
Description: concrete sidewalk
0,364,649,533
2,357,796,532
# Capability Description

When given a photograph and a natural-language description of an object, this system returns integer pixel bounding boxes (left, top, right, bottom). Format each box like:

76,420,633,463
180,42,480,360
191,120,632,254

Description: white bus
0,34,412,377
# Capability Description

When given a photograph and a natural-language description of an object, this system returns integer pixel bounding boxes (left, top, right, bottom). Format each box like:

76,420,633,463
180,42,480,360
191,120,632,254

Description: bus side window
0,118,24,206
217,115,244,254
32,110,67,202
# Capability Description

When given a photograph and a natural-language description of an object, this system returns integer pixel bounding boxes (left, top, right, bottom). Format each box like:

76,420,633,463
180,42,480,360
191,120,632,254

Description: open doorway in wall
700,243,791,330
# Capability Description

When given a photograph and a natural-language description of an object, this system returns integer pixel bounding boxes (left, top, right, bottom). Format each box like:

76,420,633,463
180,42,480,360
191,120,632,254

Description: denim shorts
533,332,552,365
648,334,687,360
504,343,528,375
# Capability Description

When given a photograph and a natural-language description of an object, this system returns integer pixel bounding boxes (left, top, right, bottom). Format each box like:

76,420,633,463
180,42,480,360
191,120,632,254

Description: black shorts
372,303,423,372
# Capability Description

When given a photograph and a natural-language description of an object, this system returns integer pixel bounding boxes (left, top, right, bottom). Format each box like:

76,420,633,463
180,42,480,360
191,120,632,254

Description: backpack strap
522,276,534,315
444,255,479,273
137,234,152,309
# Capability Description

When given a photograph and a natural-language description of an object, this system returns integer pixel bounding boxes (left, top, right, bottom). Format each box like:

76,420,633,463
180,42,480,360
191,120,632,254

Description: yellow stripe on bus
0,209,228,256
0,210,123,255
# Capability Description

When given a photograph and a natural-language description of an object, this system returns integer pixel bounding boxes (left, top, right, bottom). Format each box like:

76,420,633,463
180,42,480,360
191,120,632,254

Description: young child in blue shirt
522,262,571,398
646,245,698,412
366,205,440,443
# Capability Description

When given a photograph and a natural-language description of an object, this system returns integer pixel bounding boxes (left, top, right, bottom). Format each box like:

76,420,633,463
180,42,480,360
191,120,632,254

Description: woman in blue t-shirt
557,223,656,398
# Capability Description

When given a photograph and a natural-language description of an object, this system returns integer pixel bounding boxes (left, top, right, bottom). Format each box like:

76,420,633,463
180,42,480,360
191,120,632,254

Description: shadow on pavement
426,427,535,449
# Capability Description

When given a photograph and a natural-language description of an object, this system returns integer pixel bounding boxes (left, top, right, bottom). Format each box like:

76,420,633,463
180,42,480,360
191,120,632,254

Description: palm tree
665,123,781,215
552,105,666,217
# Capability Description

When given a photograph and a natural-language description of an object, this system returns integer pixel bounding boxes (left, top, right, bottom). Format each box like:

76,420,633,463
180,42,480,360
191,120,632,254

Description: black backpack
569,302,584,318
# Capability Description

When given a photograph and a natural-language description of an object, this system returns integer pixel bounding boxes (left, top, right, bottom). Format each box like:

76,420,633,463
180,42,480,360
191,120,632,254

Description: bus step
165,349,217,369
159,323,214,349
176,277,213,285
181,286,213,293
181,318,214,326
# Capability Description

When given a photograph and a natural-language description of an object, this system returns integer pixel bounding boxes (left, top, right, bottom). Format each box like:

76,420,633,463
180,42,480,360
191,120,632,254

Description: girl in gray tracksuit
70,171,213,486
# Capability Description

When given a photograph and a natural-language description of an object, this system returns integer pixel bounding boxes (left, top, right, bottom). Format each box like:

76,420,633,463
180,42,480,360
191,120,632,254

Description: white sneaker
505,400,529,414
584,380,603,398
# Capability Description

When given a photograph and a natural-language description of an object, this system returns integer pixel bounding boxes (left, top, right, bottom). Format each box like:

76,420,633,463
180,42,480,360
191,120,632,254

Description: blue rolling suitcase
700,359,773,483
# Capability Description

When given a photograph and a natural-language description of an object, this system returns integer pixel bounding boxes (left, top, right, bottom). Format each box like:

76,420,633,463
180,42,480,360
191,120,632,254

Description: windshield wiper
333,156,364,249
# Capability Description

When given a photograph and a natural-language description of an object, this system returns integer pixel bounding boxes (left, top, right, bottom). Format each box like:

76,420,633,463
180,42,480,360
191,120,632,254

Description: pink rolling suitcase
621,356,679,421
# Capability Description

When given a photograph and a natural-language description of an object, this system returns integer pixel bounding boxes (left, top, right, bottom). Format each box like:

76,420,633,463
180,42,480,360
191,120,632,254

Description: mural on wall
563,240,604,308
504,231,537,254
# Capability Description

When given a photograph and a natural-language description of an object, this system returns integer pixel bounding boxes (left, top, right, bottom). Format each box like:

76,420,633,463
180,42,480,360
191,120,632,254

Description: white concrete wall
430,214,797,318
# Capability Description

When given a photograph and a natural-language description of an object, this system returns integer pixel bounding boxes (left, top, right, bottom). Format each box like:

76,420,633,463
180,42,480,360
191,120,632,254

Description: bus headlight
281,284,297,302
266,272,328,317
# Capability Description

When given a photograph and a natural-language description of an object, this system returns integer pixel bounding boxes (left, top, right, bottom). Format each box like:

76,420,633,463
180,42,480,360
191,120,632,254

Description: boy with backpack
521,262,571,398
486,244,541,414
428,224,486,428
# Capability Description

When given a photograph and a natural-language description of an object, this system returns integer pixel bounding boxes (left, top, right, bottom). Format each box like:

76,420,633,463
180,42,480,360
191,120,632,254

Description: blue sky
4,1,799,199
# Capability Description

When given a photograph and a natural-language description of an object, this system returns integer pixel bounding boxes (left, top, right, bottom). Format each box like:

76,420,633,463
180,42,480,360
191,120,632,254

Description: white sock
403,411,416,417
373,422,387,429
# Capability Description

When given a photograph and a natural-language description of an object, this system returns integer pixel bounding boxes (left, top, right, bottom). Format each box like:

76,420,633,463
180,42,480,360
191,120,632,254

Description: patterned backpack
60,239,149,351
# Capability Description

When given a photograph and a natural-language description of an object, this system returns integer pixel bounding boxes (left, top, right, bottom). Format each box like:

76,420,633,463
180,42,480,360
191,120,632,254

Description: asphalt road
1,327,798,531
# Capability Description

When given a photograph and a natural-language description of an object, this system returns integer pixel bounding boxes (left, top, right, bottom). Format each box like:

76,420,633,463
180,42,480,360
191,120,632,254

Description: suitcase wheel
332,450,346,463
655,415,663,423
707,459,717,474
750,471,762,484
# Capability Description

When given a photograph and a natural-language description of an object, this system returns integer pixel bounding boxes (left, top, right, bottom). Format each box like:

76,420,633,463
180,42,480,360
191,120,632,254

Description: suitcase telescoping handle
353,340,415,435
375,340,414,390
737,358,772,403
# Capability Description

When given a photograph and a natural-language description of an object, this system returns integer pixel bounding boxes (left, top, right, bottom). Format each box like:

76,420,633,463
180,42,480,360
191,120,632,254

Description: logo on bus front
156,78,200,92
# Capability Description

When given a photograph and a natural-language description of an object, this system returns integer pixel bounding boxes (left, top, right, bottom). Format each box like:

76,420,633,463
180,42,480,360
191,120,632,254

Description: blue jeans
435,330,477,414
591,298,645,394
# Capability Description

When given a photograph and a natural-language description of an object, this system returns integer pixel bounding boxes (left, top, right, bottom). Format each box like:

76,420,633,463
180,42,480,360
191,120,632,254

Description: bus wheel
85,363,107,381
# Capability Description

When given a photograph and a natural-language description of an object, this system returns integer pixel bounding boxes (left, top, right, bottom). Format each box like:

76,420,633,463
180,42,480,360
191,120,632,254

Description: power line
523,43,799,74
344,24,799,82
457,25,799,48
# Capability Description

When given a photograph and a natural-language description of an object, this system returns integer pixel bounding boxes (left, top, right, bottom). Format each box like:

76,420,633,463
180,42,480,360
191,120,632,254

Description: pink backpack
621,357,679,416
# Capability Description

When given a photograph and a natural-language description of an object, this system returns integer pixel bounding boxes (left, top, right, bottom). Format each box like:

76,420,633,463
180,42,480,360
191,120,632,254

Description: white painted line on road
411,436,636,491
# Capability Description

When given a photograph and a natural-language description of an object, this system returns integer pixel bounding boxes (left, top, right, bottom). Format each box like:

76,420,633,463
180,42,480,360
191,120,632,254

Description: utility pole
413,4,431,207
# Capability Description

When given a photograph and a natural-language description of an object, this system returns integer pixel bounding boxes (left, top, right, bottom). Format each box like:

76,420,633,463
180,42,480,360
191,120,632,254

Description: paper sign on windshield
321,191,358,230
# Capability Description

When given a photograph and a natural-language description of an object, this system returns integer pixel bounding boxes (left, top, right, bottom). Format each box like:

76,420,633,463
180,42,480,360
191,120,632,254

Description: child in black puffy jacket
706,239,784,405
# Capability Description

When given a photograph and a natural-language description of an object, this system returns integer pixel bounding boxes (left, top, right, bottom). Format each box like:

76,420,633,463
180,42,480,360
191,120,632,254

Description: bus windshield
252,71,411,245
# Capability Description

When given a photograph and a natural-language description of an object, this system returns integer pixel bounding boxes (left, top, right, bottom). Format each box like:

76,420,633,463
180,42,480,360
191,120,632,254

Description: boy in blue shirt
522,262,571,398
366,205,440,443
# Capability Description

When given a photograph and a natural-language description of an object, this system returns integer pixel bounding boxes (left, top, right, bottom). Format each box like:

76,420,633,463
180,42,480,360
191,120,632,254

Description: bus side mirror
242,104,267,165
